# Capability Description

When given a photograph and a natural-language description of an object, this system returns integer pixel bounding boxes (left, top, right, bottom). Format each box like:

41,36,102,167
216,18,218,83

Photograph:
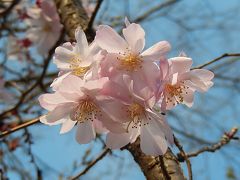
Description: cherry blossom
95,20,170,94
51,28,103,90
39,75,124,144
101,75,174,155
25,0,62,55
159,55,214,111
38,20,215,156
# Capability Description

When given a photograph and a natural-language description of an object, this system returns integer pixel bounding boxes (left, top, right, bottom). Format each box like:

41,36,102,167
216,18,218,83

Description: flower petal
75,27,89,57
60,118,77,134
43,102,74,123
141,41,171,61
38,92,70,111
95,25,127,53
106,125,140,149
122,23,145,53
76,121,96,144
169,56,192,74
140,118,168,155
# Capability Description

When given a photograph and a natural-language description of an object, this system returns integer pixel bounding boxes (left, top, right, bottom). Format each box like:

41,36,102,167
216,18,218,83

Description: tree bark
53,0,185,179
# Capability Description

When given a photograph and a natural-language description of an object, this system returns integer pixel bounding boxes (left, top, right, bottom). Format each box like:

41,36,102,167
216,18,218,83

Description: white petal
75,28,89,57
60,118,77,134
76,121,96,144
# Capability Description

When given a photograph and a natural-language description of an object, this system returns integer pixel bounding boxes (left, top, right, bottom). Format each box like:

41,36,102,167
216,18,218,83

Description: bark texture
126,138,185,180
53,0,185,179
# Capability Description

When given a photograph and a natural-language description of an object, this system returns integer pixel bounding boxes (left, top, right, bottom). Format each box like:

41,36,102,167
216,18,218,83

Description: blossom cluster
39,19,214,156
8,0,63,59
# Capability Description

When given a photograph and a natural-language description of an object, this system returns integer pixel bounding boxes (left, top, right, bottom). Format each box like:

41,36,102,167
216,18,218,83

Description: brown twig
71,148,110,180
191,53,240,70
0,118,40,139
134,0,179,23
181,127,239,159
174,136,193,180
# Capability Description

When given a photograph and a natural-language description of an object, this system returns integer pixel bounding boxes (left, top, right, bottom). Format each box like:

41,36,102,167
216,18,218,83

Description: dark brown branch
0,0,20,19
125,138,185,180
178,127,238,160
87,0,103,31
174,136,193,180
191,53,240,70
71,148,110,180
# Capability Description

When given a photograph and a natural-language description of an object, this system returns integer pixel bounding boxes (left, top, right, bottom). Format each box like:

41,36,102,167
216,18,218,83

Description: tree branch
71,148,110,180
191,53,240,69
177,127,239,161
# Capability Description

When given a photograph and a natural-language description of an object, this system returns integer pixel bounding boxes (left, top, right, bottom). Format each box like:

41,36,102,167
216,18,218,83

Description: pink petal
38,92,70,111
43,102,74,123
169,56,192,74
50,72,72,91
95,25,127,53
141,41,171,61
190,69,214,80
60,118,77,134
76,121,96,144
122,23,145,53
147,110,174,145
58,75,85,98
106,125,140,149
140,119,168,156
85,77,109,90
40,115,65,125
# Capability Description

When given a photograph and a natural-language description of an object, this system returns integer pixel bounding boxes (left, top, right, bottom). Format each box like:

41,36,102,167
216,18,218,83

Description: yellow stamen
165,83,189,104
73,99,98,123
118,53,143,72
69,55,90,76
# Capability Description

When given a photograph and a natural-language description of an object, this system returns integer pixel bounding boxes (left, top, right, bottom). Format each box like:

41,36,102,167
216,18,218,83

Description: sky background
4,0,240,179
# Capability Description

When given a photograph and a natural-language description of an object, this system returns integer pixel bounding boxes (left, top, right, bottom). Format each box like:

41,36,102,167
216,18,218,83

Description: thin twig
71,148,110,180
191,53,240,69
174,136,193,180
0,118,40,139
134,0,179,23
184,127,238,159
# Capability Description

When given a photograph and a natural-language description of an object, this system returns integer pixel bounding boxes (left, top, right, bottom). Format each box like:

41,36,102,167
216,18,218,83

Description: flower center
127,103,144,119
69,55,90,76
118,53,143,72
72,99,98,123
126,103,150,131
165,83,189,104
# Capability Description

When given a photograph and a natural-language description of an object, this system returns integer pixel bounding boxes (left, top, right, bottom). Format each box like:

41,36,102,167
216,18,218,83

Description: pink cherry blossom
101,75,174,155
25,0,63,55
39,75,124,144
95,20,171,94
159,55,214,111
51,28,103,90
